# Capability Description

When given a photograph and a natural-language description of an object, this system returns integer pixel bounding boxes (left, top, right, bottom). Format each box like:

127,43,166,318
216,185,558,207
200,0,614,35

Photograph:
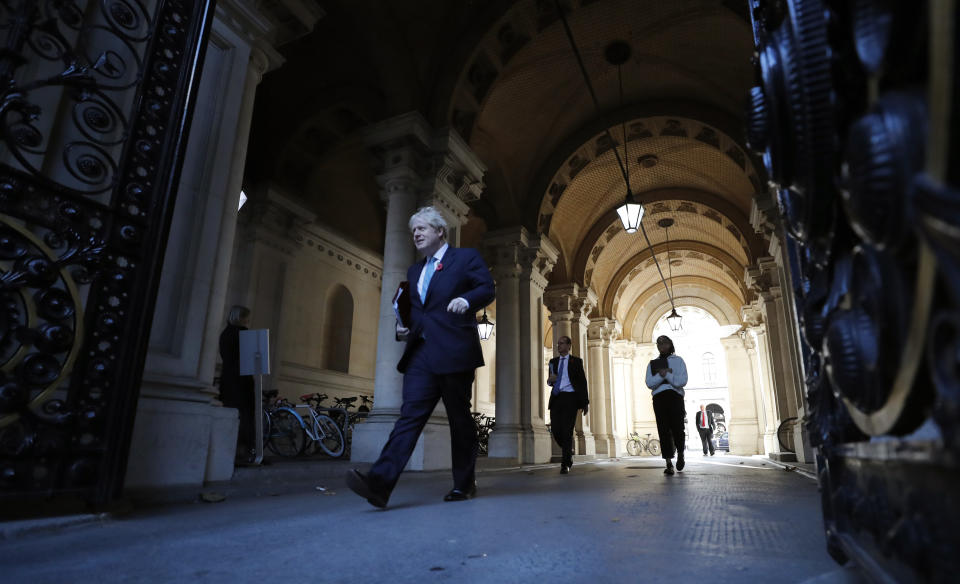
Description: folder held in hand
393,281,412,328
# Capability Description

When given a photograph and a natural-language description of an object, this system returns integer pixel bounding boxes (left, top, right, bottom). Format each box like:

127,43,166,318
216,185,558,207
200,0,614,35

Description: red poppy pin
435,262,443,272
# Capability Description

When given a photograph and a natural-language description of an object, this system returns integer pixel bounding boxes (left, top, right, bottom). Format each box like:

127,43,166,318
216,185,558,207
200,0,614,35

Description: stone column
587,317,620,456
720,333,763,455
544,284,598,456
742,303,778,454
611,340,637,455
125,5,293,490
518,234,559,462
746,260,801,458
351,113,486,470
482,228,558,462
751,198,813,461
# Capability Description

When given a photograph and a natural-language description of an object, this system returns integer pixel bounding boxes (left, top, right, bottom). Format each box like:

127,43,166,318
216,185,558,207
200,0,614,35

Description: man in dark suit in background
547,336,589,474
346,206,495,508
695,404,716,456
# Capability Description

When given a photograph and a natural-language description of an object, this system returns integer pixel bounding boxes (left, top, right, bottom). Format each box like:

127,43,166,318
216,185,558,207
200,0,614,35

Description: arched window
702,352,717,383
323,285,353,373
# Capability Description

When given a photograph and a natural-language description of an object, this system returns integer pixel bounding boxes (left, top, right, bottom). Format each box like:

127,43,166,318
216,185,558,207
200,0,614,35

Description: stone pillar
482,228,559,462
587,317,620,456
611,341,637,455
720,333,763,455
124,5,293,490
751,198,813,462
351,113,486,469
544,284,598,456
742,303,778,454
746,260,802,458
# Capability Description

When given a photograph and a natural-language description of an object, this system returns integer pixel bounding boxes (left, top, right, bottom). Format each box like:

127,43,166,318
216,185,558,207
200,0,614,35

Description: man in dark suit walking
695,404,716,456
547,336,589,474
346,206,495,508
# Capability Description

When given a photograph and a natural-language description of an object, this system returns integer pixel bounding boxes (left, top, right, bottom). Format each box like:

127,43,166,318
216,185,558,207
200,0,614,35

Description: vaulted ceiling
247,0,768,341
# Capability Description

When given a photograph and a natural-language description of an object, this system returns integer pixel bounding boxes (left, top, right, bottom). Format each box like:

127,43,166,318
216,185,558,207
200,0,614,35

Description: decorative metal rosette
0,217,84,453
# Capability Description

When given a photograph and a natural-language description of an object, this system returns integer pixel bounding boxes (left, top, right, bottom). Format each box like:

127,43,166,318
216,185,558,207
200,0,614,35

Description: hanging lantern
666,308,683,331
477,309,494,340
616,191,645,233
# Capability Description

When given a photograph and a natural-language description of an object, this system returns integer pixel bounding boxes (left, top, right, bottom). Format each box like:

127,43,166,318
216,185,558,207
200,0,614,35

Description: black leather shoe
443,482,477,501
560,465,569,474
676,454,685,472
664,460,675,475
346,469,388,508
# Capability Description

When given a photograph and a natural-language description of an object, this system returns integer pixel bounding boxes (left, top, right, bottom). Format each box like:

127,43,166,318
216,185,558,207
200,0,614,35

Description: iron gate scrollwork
0,0,214,505
747,0,959,582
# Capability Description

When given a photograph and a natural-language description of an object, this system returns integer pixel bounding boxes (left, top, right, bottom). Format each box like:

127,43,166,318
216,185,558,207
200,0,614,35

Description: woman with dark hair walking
645,335,688,475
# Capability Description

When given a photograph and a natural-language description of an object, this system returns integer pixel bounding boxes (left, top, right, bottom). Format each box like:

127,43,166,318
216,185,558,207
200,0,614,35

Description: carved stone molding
544,283,598,323
611,340,638,360
587,317,620,345
745,256,781,295
239,185,316,255
365,112,486,229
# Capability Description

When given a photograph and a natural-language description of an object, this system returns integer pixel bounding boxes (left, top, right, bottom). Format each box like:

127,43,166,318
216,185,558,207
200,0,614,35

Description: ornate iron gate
0,0,214,506
747,0,959,581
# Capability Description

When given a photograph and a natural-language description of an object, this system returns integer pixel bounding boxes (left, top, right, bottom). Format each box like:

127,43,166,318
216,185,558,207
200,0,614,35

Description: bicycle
267,394,345,457
262,391,310,458
472,412,496,456
626,431,661,456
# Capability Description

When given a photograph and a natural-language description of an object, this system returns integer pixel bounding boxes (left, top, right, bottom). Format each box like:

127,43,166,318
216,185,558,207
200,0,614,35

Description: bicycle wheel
626,439,641,456
267,409,306,457
647,439,662,457
314,414,345,457
777,417,798,453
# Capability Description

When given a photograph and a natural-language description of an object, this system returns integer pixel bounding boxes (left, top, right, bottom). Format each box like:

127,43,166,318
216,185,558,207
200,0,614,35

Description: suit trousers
549,392,579,466
697,427,715,455
369,346,477,494
652,390,685,460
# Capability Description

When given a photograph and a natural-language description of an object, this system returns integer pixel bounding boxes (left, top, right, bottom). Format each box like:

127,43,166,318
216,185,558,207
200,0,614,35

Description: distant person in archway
219,305,254,464
547,335,589,474
646,335,688,475
696,404,716,456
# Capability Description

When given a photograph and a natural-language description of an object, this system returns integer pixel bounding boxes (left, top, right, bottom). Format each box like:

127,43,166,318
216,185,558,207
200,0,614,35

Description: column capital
520,233,559,291
611,339,638,360
741,301,765,327
365,113,486,228
544,283,598,320
215,0,324,72
745,257,781,295
587,317,620,344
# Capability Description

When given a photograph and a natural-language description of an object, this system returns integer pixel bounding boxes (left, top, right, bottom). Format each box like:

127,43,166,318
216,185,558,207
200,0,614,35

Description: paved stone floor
2,455,859,584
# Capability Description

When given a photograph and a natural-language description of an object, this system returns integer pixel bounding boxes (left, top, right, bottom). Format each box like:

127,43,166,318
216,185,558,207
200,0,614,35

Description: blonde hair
408,206,448,238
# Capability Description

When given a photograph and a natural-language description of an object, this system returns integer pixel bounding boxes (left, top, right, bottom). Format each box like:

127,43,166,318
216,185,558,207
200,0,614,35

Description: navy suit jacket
398,246,495,375
547,355,589,411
